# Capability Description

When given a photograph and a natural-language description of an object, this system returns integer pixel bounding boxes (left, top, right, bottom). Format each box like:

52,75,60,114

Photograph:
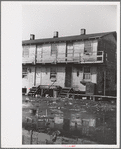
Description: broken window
83,67,91,80
84,41,92,55
50,67,57,82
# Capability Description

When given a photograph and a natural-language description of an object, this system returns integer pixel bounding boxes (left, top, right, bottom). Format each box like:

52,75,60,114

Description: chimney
81,29,86,35
53,31,58,38
30,34,35,40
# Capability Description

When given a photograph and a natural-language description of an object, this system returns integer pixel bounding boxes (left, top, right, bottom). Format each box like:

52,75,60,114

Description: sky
22,3,117,40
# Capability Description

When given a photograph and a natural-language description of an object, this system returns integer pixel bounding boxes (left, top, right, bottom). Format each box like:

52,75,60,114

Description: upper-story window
50,67,57,82
23,46,29,57
83,67,91,80
51,43,58,55
84,41,92,55
67,43,73,57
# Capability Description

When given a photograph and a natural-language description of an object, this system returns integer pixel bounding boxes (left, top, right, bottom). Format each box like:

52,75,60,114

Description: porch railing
36,51,104,64
22,51,104,64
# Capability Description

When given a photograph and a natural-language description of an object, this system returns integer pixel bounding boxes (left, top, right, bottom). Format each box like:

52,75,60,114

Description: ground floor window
83,67,91,80
22,68,28,78
50,67,57,82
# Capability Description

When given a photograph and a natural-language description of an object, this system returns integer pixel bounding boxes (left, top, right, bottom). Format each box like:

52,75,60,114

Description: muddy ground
22,95,116,144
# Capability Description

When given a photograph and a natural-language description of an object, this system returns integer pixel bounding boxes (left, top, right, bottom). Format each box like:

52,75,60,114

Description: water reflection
22,96,116,144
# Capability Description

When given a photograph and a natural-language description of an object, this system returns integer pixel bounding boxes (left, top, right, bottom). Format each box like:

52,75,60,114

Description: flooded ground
22,95,116,144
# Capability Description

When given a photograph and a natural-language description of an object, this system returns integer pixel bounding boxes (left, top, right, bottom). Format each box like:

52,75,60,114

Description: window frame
51,43,58,56
84,40,92,55
83,67,91,80
50,67,57,82
22,67,28,78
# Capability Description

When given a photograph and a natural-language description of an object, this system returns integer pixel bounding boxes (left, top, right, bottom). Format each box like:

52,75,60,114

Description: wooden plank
68,93,116,99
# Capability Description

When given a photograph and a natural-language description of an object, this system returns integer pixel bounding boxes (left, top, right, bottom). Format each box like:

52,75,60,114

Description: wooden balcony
36,51,104,64
22,57,35,64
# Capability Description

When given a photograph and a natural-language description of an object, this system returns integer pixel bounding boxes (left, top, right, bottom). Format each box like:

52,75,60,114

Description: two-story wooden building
22,29,116,96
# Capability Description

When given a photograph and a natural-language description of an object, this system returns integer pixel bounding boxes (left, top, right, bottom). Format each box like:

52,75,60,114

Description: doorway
65,66,72,87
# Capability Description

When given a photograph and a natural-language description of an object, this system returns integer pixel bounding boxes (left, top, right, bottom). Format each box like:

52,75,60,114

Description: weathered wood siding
22,45,36,63
72,66,85,91
22,66,35,93
39,66,65,87
37,45,43,62
36,67,41,86
57,43,66,61
73,41,84,60
42,44,52,62
71,66,97,91
97,33,116,94
29,45,36,61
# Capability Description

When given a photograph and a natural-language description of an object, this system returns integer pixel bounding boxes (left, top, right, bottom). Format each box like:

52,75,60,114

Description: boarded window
83,67,91,80
23,46,29,57
84,41,92,54
51,43,58,55
50,67,57,82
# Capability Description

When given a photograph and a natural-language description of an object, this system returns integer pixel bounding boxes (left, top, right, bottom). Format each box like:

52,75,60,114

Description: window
83,67,91,80
22,68,28,78
84,41,92,55
23,46,29,57
50,67,57,82
51,43,58,55
77,70,79,77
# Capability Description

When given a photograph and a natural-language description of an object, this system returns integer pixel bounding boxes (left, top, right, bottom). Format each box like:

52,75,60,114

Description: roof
22,31,116,45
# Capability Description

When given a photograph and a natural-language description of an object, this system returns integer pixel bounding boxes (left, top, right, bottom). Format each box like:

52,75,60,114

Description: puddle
22,95,116,144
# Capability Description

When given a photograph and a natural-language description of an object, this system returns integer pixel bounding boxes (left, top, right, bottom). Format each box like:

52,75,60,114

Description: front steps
28,86,41,96
58,87,73,98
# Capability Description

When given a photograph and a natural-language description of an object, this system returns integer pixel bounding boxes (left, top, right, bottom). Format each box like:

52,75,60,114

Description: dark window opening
84,41,92,55
77,70,79,77
50,67,57,82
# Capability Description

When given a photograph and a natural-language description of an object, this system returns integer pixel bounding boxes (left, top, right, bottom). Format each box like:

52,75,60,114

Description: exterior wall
22,66,35,93
22,45,36,63
73,41,84,59
72,66,97,91
72,66,85,91
37,45,42,63
35,39,98,63
97,33,116,94
97,66,104,94
42,44,53,62
57,42,66,61
40,65,65,87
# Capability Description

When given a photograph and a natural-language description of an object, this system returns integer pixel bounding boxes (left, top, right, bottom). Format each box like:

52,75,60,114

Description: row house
22,29,116,96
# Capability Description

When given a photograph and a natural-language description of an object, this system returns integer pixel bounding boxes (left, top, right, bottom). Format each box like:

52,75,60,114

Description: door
65,66,72,87
36,67,41,86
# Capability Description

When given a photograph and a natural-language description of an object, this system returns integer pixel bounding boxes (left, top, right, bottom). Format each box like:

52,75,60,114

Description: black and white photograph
1,1,120,148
